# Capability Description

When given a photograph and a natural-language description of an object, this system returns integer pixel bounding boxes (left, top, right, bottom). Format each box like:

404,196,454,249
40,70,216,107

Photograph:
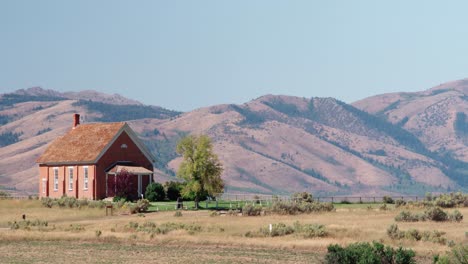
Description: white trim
68,167,74,191
83,166,89,190
53,167,59,191
42,178,47,194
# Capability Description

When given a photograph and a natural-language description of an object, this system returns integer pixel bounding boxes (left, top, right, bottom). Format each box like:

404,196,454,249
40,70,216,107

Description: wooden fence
218,193,424,204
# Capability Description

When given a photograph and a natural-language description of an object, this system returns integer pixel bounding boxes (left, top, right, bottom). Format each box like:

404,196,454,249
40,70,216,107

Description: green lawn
148,200,392,212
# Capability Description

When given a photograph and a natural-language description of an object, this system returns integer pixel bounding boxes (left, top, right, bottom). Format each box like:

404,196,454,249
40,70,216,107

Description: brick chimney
73,114,80,129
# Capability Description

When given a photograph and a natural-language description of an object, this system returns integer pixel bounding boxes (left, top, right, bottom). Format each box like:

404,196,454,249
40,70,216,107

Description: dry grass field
0,200,467,263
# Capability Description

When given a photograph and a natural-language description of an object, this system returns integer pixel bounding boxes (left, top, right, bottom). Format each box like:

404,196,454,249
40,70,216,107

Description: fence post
331,197,334,203
359,197,362,203
373,197,376,203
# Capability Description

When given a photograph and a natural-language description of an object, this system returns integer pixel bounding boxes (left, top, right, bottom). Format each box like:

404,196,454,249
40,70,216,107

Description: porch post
105,173,108,197
138,174,142,197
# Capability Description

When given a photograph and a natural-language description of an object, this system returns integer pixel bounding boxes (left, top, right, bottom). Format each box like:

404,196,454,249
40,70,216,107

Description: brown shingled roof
36,122,126,164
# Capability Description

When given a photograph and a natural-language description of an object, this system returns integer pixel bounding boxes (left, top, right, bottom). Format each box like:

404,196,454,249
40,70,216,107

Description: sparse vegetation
0,131,23,147
1,199,467,263
245,221,327,238
387,224,447,245
325,242,416,264
395,207,463,222
72,100,180,122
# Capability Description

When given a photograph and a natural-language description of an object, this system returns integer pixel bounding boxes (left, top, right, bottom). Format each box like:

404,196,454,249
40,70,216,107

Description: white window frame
83,166,89,190
42,178,47,194
68,167,74,191
53,167,59,191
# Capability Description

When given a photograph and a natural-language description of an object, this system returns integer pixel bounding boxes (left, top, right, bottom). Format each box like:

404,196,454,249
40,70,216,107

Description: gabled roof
36,122,155,165
107,165,153,175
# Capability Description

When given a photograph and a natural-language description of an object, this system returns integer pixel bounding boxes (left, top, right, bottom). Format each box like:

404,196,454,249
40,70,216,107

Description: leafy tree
164,181,184,201
108,169,135,201
145,182,166,202
176,134,224,206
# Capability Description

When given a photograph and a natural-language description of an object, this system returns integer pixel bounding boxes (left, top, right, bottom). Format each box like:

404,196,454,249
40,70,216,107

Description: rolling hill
1,82,467,196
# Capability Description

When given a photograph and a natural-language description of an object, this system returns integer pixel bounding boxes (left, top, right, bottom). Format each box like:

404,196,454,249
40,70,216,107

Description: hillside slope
1,84,466,196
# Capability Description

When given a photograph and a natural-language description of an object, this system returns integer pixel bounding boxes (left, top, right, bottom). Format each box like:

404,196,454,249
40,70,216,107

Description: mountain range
1,80,467,196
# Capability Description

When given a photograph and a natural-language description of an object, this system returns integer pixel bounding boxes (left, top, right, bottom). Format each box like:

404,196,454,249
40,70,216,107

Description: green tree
164,181,184,201
176,134,224,207
145,182,166,202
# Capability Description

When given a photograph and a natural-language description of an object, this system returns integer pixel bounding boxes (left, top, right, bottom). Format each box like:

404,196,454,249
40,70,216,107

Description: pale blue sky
1,1,468,111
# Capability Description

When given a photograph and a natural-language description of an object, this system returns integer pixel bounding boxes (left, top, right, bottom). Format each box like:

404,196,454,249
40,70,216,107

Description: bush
448,210,463,222
174,211,182,217
135,199,150,213
434,244,468,264
242,204,262,216
260,223,294,237
424,207,448,222
41,197,54,208
383,196,394,204
294,222,327,238
395,199,406,208
291,192,313,203
8,219,49,230
145,183,166,202
113,196,126,202
269,200,334,215
387,224,447,245
164,181,184,201
88,200,106,209
395,211,423,222
325,242,416,264
246,221,327,238
387,224,404,240
395,208,462,222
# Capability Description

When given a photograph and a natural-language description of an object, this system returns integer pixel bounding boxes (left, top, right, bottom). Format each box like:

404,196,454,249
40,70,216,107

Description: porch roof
107,165,153,175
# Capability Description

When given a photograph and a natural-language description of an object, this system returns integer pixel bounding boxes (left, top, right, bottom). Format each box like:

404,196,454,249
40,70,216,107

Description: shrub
325,242,416,264
246,221,327,238
404,229,421,241
242,204,262,216
95,230,102,237
395,211,423,222
0,190,10,197
421,230,446,245
88,200,106,209
113,196,126,202
424,207,448,222
135,199,150,213
387,224,447,245
66,224,85,232
174,211,182,217
8,219,49,230
448,210,463,222
41,197,54,208
294,222,327,238
395,199,406,208
145,183,166,202
164,181,184,201
269,200,334,215
291,192,313,203
260,223,294,237
387,224,404,240
434,244,468,264
383,196,394,204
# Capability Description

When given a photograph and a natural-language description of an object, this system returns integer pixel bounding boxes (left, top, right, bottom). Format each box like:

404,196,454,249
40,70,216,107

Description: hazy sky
1,1,468,111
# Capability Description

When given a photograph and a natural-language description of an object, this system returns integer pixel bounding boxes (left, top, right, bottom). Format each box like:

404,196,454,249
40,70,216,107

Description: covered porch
105,165,153,199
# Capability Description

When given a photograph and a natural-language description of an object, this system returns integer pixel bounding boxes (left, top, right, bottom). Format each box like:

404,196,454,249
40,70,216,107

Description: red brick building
36,114,155,200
